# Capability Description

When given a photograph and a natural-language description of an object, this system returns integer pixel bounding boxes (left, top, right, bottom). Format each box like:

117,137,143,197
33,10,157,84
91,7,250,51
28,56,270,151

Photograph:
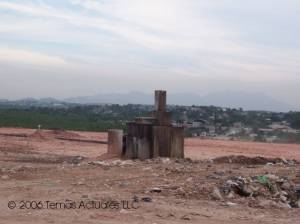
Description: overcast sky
0,0,299,109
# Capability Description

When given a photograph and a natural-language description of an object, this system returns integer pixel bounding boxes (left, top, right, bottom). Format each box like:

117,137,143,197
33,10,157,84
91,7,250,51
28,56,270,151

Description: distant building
207,125,216,134
192,119,208,128
233,122,242,129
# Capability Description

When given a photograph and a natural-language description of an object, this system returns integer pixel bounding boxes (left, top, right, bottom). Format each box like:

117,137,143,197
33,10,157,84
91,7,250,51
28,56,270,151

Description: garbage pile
212,174,300,209
212,155,297,165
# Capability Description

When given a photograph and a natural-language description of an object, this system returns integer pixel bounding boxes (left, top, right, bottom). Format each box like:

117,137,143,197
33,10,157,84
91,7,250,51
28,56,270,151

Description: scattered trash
280,195,287,202
265,174,279,181
214,173,300,209
256,175,273,191
213,155,297,165
89,159,134,167
132,195,139,202
180,215,191,220
223,176,252,197
225,202,238,207
294,185,300,195
277,201,292,209
76,181,84,185
186,177,193,182
71,156,84,164
150,187,162,193
211,187,223,201
226,191,235,199
214,171,225,176
161,158,171,164
141,197,152,202
119,181,130,187
90,161,110,166
281,182,291,191
142,167,152,171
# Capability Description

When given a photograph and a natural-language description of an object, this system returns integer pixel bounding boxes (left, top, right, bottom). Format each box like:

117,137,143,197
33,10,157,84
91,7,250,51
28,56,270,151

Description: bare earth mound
27,129,83,139
0,128,299,224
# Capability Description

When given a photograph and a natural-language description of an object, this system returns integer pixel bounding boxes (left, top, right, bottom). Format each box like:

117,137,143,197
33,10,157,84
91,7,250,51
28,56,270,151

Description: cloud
1,0,299,73
0,0,299,109
0,47,67,67
0,0,237,53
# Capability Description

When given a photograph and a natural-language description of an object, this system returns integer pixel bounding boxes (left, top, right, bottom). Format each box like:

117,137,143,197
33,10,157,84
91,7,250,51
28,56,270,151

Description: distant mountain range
64,91,294,112
0,91,294,112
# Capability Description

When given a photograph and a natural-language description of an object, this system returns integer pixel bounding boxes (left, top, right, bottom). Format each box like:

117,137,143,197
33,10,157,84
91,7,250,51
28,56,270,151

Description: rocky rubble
83,156,300,210
212,155,297,165
213,174,300,209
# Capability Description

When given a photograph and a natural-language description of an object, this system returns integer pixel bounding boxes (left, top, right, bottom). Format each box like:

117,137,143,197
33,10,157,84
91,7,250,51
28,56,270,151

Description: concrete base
107,129,123,156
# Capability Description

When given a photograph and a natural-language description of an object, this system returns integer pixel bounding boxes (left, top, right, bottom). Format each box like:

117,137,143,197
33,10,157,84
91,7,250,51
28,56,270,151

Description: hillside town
0,99,299,144
171,105,300,143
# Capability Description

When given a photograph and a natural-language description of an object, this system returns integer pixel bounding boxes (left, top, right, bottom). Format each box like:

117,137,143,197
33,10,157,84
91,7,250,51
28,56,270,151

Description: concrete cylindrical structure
125,123,152,160
155,90,166,112
107,129,123,155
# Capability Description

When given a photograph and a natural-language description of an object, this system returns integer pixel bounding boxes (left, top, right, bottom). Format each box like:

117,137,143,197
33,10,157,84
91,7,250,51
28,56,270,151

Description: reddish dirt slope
0,128,300,224
185,138,300,160
0,128,299,160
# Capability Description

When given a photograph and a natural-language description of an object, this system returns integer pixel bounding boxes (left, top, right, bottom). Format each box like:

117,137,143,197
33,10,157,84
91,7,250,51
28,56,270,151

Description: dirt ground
0,128,299,224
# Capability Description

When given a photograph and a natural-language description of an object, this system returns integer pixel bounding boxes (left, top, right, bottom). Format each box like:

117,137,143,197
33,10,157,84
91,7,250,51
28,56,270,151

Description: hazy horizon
0,1,299,110
0,90,295,112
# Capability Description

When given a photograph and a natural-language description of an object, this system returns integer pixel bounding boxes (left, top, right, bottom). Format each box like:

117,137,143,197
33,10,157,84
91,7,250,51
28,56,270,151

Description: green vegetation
0,103,299,143
286,112,300,129
274,132,300,144
0,106,147,132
